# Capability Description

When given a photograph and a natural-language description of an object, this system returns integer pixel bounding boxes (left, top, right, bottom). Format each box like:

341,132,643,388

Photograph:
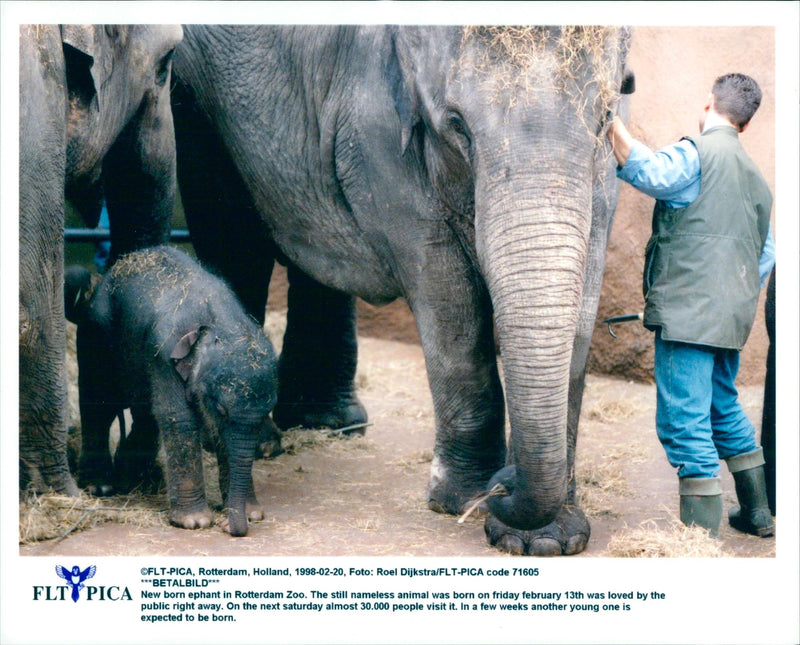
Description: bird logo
55,565,96,602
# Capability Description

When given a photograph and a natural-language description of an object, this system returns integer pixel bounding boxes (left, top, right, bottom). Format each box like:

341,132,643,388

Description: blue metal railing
64,228,191,243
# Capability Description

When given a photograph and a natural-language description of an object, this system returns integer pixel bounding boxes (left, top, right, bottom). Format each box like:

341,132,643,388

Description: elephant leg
160,417,212,530
405,232,506,515
76,329,121,497
172,78,275,323
19,278,76,495
19,325,78,496
113,407,162,494
18,28,77,497
102,75,177,262
77,401,120,497
272,265,368,432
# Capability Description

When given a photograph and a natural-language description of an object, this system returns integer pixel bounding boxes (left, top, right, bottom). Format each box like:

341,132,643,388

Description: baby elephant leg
161,420,212,530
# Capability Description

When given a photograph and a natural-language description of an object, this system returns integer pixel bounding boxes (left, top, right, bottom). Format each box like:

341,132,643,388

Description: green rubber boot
679,476,723,537
726,448,775,537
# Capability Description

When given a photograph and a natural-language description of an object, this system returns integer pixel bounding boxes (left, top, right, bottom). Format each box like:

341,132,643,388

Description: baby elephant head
170,325,278,413
170,325,279,536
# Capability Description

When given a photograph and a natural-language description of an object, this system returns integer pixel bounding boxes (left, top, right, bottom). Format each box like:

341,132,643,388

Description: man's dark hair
712,73,762,130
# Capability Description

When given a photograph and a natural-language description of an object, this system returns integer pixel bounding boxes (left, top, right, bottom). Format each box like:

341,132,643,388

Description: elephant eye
445,110,471,157
449,116,465,134
155,49,175,87
447,112,469,138
215,401,229,417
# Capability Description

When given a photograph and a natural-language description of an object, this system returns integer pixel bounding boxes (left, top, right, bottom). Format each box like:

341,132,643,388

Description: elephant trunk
224,433,257,537
477,169,592,530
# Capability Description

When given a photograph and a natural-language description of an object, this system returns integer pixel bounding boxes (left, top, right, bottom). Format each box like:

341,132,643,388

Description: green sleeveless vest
642,126,772,350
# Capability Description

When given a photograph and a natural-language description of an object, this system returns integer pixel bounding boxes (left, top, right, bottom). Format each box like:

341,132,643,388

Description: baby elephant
73,246,279,536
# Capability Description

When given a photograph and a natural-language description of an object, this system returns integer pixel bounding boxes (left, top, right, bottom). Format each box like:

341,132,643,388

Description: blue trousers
654,331,757,479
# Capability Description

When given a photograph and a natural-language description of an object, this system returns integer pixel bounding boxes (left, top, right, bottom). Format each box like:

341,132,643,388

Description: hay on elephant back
606,518,729,557
19,491,169,545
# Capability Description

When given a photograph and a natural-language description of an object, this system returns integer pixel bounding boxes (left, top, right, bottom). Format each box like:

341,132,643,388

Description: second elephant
19,24,182,496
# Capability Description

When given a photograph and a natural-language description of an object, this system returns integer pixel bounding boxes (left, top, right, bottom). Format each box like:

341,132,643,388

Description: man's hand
607,116,633,167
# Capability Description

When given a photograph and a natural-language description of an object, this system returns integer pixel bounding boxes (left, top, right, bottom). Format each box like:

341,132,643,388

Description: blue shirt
618,138,775,286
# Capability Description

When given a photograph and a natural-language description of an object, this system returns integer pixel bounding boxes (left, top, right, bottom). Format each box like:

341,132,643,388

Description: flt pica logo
32,564,132,602
55,565,96,602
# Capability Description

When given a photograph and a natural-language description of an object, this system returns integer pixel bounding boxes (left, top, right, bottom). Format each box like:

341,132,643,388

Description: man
607,73,775,537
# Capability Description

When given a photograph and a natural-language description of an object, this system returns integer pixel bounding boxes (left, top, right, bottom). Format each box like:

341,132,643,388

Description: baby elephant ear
170,328,201,382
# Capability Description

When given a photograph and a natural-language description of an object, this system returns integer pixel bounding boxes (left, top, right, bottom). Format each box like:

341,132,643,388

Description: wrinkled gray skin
172,25,634,555
19,25,182,496
74,246,279,537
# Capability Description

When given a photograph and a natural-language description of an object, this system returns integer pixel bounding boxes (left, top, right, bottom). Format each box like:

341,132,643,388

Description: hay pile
280,427,372,455
606,518,729,557
19,492,168,545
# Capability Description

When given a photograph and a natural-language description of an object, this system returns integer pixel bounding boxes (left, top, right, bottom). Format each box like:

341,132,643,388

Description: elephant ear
389,27,421,155
170,326,210,383
61,25,117,111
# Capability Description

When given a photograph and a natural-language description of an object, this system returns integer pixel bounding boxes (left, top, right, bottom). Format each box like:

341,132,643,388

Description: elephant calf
72,246,279,536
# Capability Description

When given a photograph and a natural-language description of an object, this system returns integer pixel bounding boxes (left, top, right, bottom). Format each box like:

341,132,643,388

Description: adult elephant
19,25,182,495
171,25,634,555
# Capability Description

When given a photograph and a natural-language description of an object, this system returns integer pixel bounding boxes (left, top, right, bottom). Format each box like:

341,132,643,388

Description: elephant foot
484,505,591,556
80,473,115,496
84,482,115,497
426,455,500,516
42,470,81,497
65,478,81,497
273,399,368,434
257,436,284,459
28,454,82,496
256,418,284,459
246,500,264,522
79,455,115,497
169,506,213,530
